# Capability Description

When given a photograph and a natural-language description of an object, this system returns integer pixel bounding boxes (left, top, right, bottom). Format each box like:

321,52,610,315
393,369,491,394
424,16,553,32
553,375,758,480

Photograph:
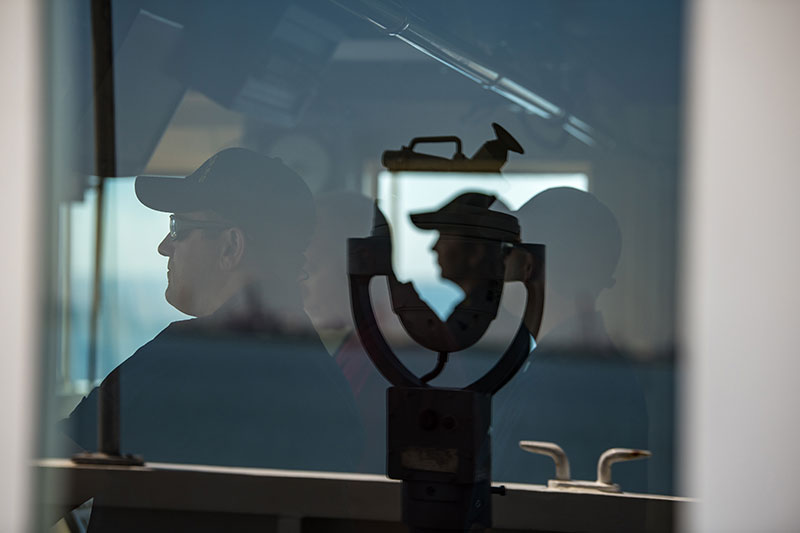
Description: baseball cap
410,192,521,243
135,147,315,247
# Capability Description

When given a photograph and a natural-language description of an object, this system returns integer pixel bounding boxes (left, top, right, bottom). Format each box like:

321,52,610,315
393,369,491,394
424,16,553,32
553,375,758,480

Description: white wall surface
0,0,40,531
683,0,800,531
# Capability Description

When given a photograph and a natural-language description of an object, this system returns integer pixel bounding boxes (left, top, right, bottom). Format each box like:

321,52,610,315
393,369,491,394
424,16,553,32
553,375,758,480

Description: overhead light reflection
563,123,596,146
332,0,601,147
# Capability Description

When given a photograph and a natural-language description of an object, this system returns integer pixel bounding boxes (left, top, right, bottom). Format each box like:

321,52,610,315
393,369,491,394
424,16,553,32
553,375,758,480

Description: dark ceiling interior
83,0,683,178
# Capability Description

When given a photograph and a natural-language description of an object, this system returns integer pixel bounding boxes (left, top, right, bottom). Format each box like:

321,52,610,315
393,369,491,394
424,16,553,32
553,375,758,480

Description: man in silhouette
301,191,390,473
62,148,363,474
492,187,648,492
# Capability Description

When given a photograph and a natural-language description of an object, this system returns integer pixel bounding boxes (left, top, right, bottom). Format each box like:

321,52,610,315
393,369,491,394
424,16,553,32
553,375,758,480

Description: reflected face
302,230,349,328
157,211,226,317
432,235,472,285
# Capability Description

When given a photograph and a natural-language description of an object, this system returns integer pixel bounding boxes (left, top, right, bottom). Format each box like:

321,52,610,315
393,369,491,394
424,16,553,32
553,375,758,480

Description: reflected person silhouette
388,192,520,354
303,191,376,350
492,187,648,492
60,148,363,531
302,191,390,473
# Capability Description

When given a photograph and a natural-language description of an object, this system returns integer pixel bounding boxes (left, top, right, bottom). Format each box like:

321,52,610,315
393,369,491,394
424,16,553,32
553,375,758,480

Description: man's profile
61,148,363,473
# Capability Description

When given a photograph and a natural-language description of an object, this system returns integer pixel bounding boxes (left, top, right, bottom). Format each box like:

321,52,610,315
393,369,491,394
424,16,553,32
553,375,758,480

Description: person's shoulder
113,318,200,370
141,317,203,344
65,320,194,411
157,317,201,335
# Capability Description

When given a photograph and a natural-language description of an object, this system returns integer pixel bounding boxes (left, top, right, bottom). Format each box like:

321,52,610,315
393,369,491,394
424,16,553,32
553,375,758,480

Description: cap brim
410,212,520,242
409,212,439,230
135,175,208,213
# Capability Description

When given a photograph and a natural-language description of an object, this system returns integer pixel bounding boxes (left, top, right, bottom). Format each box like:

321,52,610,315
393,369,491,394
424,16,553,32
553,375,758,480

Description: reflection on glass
40,0,683,529
303,191,388,472
493,188,650,492
376,171,587,318
57,148,365,528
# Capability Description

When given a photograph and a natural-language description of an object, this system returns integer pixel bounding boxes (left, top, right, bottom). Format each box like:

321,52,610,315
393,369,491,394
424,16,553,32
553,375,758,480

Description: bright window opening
377,171,588,318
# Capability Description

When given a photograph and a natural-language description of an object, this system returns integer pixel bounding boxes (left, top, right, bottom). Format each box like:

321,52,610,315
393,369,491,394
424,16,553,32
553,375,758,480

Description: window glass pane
40,0,683,529
60,178,184,398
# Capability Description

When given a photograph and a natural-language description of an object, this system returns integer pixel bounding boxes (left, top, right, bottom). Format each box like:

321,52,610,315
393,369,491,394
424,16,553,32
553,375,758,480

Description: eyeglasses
169,214,231,240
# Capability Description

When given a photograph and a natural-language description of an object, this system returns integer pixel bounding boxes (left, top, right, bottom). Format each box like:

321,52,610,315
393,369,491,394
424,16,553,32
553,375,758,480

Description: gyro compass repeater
348,124,545,532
